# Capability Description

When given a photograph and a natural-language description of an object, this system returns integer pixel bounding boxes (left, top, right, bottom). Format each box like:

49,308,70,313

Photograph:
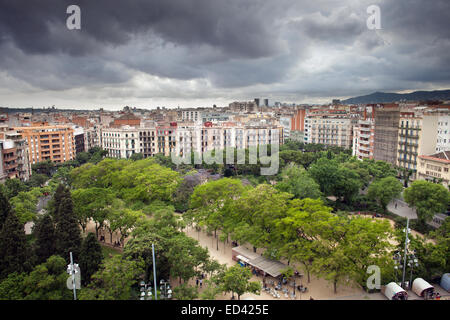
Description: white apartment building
180,110,202,123
101,126,140,159
279,116,292,140
436,114,450,152
304,116,353,149
174,124,283,157
352,118,375,160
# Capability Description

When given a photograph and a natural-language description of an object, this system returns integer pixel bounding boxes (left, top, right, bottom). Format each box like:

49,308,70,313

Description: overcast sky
0,0,449,110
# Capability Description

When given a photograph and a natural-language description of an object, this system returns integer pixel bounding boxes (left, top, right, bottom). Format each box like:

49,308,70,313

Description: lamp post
393,251,402,284
401,218,410,289
407,252,419,290
159,279,172,300
139,281,153,300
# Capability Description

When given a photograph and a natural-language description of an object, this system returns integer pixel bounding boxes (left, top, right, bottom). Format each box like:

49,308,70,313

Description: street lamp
401,218,411,289
160,279,172,300
139,281,153,300
407,252,419,290
393,251,402,283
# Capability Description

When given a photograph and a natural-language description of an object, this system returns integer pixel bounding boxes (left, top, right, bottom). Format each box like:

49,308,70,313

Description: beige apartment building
14,125,75,164
417,151,450,188
396,112,438,179
353,118,375,160
0,130,31,181
305,116,353,149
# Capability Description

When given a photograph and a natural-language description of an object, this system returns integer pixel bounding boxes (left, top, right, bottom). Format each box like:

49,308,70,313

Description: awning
232,246,286,278
384,282,407,300
412,278,434,297
236,255,250,264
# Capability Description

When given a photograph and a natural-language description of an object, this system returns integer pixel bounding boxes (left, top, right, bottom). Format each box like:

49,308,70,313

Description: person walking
199,279,203,288
196,278,199,287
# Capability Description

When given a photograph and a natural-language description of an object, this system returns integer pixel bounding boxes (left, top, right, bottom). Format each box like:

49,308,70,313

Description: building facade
417,151,450,188
373,106,400,164
14,125,75,165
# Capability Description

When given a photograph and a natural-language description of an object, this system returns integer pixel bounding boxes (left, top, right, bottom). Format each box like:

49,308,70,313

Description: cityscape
0,0,449,308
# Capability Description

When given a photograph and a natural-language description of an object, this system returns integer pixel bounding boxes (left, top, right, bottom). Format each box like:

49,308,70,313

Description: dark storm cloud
0,0,449,107
0,0,281,58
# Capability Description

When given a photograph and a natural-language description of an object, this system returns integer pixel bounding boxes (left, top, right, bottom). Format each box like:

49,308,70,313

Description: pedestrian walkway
387,199,417,219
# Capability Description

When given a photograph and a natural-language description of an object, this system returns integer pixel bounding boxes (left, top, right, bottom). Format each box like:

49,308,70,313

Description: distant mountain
342,89,450,104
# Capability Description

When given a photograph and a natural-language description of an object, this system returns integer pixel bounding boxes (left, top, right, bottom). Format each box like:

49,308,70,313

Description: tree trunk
334,279,337,294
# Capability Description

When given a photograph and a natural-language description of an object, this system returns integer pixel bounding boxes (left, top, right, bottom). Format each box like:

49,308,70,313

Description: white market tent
232,246,287,278
412,278,434,298
441,273,450,292
384,282,408,300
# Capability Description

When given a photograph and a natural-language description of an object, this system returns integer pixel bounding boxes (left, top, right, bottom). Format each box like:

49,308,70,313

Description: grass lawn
101,244,122,260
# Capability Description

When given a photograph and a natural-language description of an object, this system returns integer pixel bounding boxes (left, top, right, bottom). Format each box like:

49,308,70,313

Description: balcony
359,145,371,152
359,133,371,139
399,133,419,139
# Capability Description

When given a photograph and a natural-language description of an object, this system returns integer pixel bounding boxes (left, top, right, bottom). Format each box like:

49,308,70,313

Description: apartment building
73,127,85,154
179,109,203,123
84,126,101,151
436,114,450,152
373,105,400,164
101,126,140,159
0,140,19,180
417,151,450,188
352,107,375,160
138,127,157,158
396,113,438,179
156,123,177,156
174,122,283,158
304,114,353,149
228,101,258,113
14,125,75,164
0,130,31,181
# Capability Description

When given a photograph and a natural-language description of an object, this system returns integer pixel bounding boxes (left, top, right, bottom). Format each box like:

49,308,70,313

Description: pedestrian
395,202,398,209
199,279,203,288
196,278,199,287
436,293,441,300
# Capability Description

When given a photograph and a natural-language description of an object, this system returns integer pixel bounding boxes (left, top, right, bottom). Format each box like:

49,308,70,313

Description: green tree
79,255,145,300
27,173,48,188
3,178,29,199
368,176,403,212
0,211,30,279
72,187,114,235
166,233,210,284
231,184,291,251
130,153,144,161
172,283,199,300
220,265,261,300
32,214,56,264
32,160,55,177
0,188,11,230
50,184,71,224
404,180,450,223
22,255,73,300
54,197,82,262
189,178,245,251
0,272,27,299
275,164,322,200
79,233,104,286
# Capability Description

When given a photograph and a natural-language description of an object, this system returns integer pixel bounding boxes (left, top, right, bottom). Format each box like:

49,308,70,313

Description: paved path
387,199,417,220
